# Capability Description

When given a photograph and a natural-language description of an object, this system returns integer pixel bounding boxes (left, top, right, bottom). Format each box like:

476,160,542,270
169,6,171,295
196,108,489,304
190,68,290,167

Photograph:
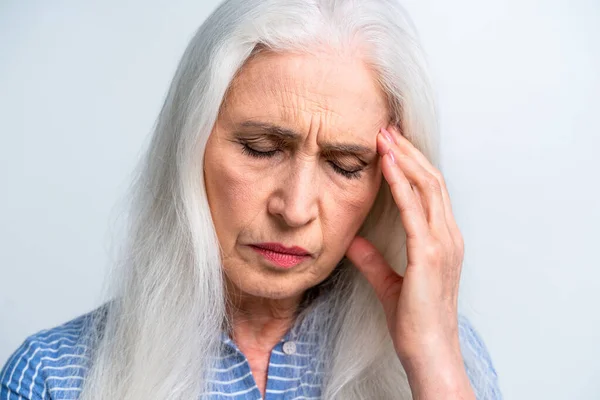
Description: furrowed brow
237,120,375,159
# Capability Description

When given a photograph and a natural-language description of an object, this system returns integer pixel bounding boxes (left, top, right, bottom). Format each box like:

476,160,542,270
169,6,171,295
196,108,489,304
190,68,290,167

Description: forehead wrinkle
286,68,387,116
226,88,384,161
267,71,368,124
231,49,389,105
271,81,380,142
223,53,390,151
277,102,344,135
229,51,387,104
275,100,386,159
243,56,380,116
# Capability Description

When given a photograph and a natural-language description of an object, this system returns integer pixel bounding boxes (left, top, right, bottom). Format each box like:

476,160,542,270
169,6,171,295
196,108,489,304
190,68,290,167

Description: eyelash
240,144,364,180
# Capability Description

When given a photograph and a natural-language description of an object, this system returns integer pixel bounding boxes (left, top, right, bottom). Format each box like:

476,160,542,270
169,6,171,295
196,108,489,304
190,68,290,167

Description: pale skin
204,49,475,399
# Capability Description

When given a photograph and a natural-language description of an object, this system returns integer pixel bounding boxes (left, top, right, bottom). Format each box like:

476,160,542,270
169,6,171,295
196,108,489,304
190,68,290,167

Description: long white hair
77,0,446,399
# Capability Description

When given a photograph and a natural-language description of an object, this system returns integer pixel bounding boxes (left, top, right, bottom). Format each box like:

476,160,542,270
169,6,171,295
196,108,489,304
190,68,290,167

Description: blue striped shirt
0,304,502,399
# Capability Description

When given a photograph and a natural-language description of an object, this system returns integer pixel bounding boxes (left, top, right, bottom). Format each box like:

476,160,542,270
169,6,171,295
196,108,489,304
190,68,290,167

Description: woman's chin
226,272,309,302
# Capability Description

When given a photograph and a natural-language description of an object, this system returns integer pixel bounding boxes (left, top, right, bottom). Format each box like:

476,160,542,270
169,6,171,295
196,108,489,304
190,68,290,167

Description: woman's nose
267,163,319,228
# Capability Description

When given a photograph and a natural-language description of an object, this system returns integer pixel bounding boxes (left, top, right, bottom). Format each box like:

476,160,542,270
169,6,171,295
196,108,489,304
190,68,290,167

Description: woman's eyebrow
237,120,376,158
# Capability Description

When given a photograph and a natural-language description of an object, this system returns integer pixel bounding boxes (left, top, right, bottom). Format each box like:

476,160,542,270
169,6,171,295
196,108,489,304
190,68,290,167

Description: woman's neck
223,280,308,398
224,280,305,351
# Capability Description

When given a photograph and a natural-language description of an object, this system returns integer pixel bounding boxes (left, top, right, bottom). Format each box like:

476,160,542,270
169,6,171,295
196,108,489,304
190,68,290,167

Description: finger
345,235,403,315
381,127,446,226
388,126,461,240
377,139,429,240
409,183,427,220
378,130,447,232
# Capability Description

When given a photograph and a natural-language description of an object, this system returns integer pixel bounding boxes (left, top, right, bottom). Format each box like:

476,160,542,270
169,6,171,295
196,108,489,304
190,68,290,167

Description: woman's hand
345,126,475,399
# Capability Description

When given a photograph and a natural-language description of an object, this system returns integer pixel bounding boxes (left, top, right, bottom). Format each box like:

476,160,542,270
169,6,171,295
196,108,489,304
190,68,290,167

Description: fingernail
381,128,394,143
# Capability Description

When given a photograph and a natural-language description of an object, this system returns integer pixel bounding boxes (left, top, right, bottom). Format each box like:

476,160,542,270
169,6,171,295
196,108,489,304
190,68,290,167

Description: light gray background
1,1,598,399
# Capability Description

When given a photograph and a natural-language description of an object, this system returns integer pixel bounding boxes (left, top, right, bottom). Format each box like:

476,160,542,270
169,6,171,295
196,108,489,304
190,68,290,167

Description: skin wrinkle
203,49,390,397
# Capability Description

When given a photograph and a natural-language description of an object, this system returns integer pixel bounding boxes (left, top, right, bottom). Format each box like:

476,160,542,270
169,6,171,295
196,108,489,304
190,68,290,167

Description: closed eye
239,143,364,180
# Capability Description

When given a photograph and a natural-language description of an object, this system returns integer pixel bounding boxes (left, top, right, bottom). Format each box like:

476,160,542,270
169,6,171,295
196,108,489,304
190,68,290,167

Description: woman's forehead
222,50,389,139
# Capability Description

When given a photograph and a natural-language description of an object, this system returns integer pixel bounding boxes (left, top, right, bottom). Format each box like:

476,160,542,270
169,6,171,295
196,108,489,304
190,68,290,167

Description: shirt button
282,341,296,355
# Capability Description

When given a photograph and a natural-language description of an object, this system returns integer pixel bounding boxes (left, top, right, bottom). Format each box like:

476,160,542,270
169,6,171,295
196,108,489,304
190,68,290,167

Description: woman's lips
250,242,311,256
249,245,311,268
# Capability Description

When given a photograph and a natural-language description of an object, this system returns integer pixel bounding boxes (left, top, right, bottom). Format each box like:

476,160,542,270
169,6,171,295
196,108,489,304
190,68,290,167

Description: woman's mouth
248,245,311,269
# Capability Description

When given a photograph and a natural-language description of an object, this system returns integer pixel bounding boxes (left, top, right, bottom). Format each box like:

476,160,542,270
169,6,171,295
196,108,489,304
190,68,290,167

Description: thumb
345,235,403,316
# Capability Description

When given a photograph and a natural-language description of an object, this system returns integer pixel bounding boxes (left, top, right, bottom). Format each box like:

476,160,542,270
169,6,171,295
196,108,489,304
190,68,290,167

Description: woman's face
204,50,389,301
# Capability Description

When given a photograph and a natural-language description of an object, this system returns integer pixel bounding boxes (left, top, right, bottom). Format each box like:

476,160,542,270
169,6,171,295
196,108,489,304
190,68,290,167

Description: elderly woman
1,0,502,399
